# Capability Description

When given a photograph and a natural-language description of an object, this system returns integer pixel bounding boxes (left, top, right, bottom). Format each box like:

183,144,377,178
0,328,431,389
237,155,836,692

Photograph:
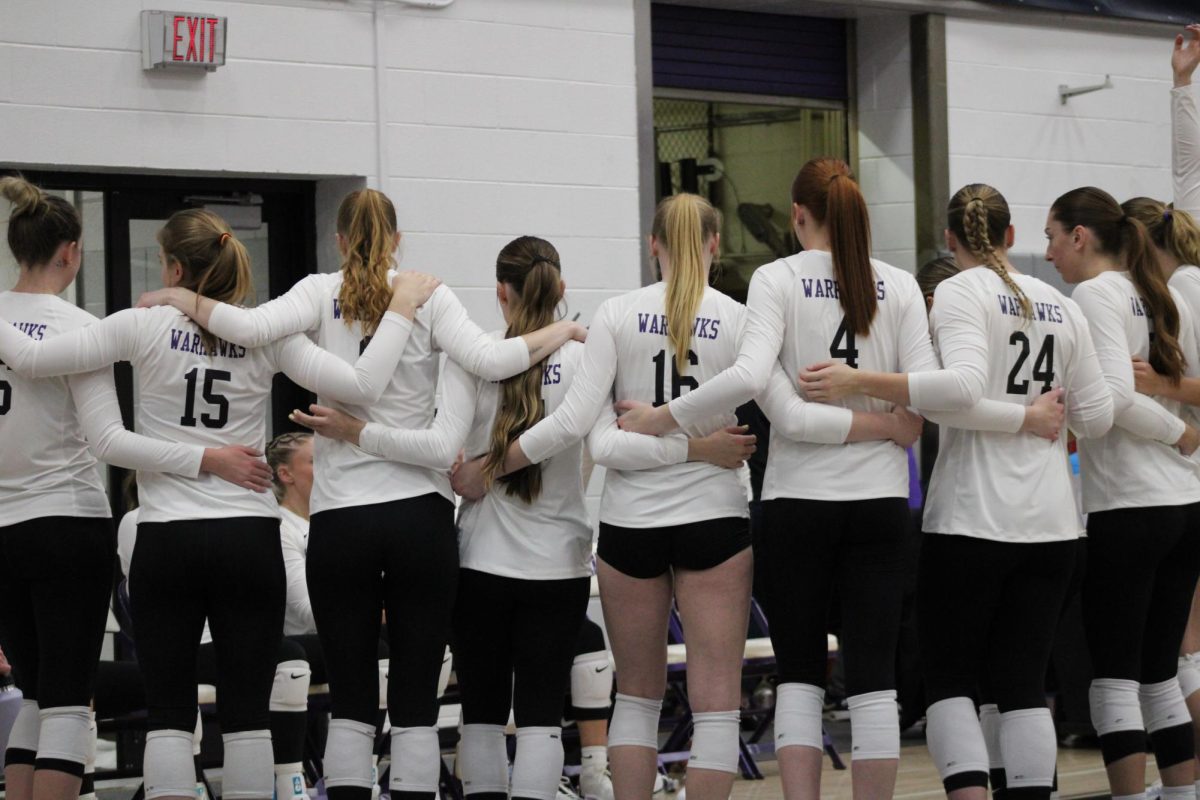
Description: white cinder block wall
945,17,1176,288
0,0,642,520
856,13,917,273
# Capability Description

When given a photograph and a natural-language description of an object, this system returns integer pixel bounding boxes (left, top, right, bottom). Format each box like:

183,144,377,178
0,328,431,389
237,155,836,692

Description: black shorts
597,516,750,579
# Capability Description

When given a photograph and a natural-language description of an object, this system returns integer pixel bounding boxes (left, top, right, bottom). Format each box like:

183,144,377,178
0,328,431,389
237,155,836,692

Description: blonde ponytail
947,184,1031,319
336,189,397,337
652,193,720,374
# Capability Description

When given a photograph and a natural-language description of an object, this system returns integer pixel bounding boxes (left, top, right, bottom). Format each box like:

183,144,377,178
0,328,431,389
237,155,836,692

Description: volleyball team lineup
4,19,1200,800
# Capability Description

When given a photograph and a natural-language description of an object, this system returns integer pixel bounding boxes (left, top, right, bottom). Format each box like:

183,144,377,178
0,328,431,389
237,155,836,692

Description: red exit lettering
171,15,221,64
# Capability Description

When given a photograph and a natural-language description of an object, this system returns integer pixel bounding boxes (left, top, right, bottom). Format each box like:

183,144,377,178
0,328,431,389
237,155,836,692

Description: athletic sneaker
579,769,614,800
558,776,583,800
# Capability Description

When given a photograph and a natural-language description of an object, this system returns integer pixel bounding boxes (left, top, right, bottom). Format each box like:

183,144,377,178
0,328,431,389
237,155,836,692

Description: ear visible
1071,225,1087,251
649,235,661,259
335,233,348,256
925,294,935,313
393,231,402,250
496,281,508,305
709,232,721,257
53,240,79,268
792,203,805,228
170,259,185,285
558,278,567,299
1004,225,1015,250
944,229,958,253
277,464,293,487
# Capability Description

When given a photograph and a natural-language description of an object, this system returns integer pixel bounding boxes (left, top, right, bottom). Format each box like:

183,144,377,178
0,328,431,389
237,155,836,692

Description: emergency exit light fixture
142,10,227,72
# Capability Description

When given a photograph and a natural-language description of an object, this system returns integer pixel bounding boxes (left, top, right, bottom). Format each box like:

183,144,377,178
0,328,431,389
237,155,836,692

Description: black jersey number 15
1006,332,1055,395
181,367,231,428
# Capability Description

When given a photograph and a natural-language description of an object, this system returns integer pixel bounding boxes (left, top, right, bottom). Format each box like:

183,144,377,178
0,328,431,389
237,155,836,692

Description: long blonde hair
157,209,253,353
651,193,720,374
947,184,1031,319
1123,196,1200,269
481,237,563,502
336,189,397,336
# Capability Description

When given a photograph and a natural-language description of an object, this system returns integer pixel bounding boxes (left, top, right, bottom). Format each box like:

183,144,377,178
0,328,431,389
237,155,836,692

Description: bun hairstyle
1123,196,1200,269
0,175,82,267
916,256,960,300
1052,186,1185,383
481,236,564,503
266,431,312,502
650,193,720,374
157,208,254,353
336,189,398,337
791,158,876,335
947,184,1031,319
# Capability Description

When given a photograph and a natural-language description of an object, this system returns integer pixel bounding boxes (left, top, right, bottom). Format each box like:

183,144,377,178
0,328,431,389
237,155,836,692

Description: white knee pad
7,699,41,757
222,730,275,800
511,726,565,800
773,683,824,752
324,718,377,789
608,693,662,749
459,723,509,796
379,659,390,711
1089,678,1144,735
571,651,613,710
271,660,312,713
999,708,1056,790
1178,653,1200,698
688,710,740,774
144,729,198,800
978,703,1003,770
37,706,92,766
438,647,453,700
389,725,441,793
846,690,899,761
925,697,989,781
1140,678,1190,733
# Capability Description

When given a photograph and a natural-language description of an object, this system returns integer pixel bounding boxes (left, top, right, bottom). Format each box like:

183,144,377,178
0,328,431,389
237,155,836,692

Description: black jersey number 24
1007,332,1055,395
181,367,231,428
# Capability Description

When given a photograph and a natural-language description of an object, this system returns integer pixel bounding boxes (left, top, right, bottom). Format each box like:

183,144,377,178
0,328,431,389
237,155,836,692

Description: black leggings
307,493,458,727
130,517,285,733
919,533,1077,711
0,516,114,709
454,569,591,728
1084,504,1200,684
762,497,908,695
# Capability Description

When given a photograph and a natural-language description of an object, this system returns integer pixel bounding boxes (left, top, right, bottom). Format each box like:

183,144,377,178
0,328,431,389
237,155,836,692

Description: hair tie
1165,209,1174,222
530,254,558,269
218,232,231,247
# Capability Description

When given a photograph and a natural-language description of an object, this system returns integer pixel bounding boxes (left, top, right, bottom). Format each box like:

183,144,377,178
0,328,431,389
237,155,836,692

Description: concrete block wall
856,13,917,273
945,16,1177,290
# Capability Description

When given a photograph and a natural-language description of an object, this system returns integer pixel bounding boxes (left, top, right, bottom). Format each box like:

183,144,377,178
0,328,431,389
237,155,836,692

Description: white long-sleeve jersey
0,292,204,526
1072,271,1200,513
279,506,314,636
515,283,752,527
355,335,594,579
204,275,530,512
1170,85,1200,428
922,268,1113,543
663,252,955,501
0,305,412,523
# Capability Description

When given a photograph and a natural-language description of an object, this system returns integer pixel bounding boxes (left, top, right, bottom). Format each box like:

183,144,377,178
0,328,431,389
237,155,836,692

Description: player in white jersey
0,179,276,800
1127,30,1200,792
0,208,437,800
137,189,585,800
614,161,963,799
1047,185,1200,800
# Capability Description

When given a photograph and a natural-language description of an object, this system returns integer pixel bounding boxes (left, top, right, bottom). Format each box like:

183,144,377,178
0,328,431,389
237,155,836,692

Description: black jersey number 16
652,349,699,407
181,367,231,428
1006,332,1055,395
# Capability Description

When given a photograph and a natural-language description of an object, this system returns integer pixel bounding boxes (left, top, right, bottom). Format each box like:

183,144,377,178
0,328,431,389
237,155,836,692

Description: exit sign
141,10,227,71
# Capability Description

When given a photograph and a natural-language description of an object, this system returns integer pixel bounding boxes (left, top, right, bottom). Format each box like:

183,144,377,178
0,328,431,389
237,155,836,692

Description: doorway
3,170,318,511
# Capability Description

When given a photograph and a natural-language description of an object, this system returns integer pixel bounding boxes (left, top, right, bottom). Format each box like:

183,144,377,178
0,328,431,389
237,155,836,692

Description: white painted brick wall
856,13,917,273
945,16,1175,289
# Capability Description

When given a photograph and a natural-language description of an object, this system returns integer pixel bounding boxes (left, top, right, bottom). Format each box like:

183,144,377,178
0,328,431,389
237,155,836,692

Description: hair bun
0,176,47,218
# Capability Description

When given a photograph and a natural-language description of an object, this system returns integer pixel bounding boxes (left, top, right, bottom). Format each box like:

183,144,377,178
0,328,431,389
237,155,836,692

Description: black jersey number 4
180,367,231,428
1006,332,1055,395
830,316,860,368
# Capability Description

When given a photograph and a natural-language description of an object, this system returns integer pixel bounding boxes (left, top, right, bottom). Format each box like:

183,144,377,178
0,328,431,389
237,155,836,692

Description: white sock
1111,794,1147,800
581,745,607,775
1160,785,1194,799
275,764,306,800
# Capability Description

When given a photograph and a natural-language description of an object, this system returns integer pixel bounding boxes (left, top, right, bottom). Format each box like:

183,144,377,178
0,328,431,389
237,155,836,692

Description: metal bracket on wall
1059,74,1113,105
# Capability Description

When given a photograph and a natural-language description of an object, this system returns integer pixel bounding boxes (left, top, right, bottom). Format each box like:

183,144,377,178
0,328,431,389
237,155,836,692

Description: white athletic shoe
653,772,679,795
580,769,614,800
558,776,584,800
